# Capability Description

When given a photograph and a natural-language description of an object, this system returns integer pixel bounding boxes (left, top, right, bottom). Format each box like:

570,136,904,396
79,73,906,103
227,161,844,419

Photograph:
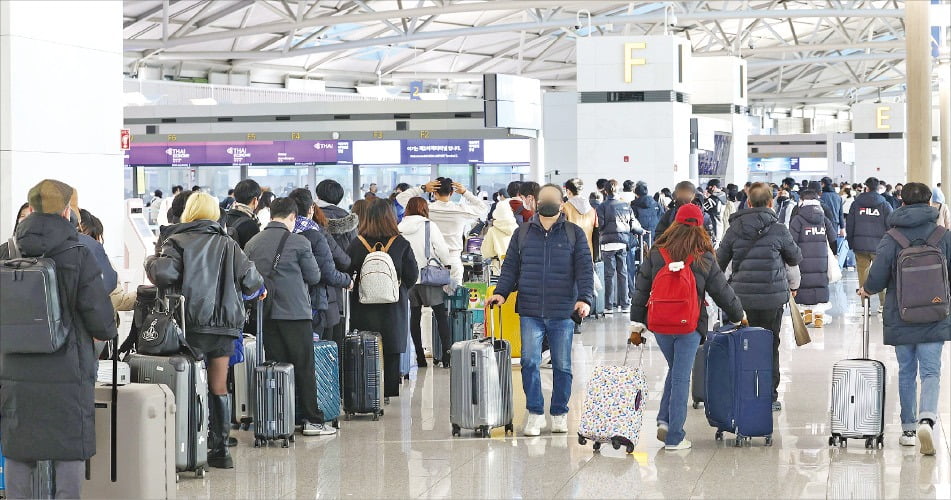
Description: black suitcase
342,330,383,420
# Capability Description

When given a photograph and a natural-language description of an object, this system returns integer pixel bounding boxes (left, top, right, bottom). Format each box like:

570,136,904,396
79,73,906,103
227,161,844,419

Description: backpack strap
887,228,911,249
925,226,948,247
659,247,672,264
7,237,20,259
382,235,398,252
357,235,374,253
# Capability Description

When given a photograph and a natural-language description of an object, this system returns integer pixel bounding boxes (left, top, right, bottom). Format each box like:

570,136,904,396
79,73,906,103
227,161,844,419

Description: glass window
358,165,432,200
196,167,241,203
248,167,308,198
316,165,355,208
476,165,528,199
436,164,473,188
140,166,195,205
124,167,135,200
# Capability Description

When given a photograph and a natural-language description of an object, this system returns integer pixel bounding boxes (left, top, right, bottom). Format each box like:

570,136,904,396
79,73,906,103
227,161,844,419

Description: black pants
744,307,784,402
410,303,450,363
263,318,325,424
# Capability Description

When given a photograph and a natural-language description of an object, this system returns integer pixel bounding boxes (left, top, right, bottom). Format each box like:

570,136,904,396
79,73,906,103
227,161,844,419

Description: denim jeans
654,331,701,446
602,248,630,309
894,342,944,431
520,316,575,416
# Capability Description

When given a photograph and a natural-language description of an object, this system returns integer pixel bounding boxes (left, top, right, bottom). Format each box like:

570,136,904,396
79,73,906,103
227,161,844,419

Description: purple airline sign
401,139,483,164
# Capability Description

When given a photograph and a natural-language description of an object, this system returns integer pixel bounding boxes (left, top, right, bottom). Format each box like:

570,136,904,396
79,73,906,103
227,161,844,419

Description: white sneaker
540,350,552,370
523,413,547,437
918,421,935,456
605,307,615,315
551,414,568,433
302,421,337,436
665,438,692,451
899,431,917,446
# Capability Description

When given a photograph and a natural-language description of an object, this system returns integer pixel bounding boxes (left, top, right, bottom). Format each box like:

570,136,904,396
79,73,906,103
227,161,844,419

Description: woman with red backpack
629,203,745,451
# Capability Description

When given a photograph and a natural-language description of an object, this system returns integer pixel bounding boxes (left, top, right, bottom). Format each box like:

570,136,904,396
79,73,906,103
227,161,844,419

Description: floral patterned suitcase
577,343,648,453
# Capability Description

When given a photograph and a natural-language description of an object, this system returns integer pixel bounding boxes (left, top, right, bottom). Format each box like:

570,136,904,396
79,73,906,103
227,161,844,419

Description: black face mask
537,201,561,218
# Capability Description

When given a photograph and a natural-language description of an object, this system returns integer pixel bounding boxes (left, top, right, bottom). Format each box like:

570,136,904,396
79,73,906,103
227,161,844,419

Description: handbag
787,294,812,347
419,221,451,287
827,250,842,283
137,294,186,356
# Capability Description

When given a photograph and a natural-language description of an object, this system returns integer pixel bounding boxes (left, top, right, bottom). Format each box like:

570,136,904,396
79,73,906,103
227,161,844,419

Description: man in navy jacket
487,184,594,437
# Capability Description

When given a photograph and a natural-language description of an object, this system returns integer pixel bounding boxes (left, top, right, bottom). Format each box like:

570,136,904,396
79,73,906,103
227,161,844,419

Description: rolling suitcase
704,324,774,446
592,261,606,319
252,301,296,448
691,344,706,409
231,334,256,430
449,306,514,438
86,339,178,498
342,330,384,420
577,340,648,453
125,352,209,475
829,297,885,449
313,334,341,427
432,307,474,367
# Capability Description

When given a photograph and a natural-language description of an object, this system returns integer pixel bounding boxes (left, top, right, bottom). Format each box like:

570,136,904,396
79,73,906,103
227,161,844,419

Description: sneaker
551,414,568,433
523,413,547,437
605,307,615,315
540,350,552,370
918,420,935,456
772,401,782,412
620,306,631,314
900,430,917,446
657,423,668,443
878,306,884,315
665,439,692,451
302,421,337,436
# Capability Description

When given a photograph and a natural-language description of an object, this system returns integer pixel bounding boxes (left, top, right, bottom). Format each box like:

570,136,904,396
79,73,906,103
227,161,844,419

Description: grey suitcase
252,301,296,447
829,297,886,449
126,352,209,476
592,261,606,318
231,333,256,429
449,305,514,438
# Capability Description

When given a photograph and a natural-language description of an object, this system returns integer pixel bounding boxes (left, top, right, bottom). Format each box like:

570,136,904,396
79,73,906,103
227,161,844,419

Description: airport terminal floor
175,270,950,500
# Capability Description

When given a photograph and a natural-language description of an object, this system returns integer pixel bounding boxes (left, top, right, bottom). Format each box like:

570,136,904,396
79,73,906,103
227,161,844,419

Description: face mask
537,201,561,218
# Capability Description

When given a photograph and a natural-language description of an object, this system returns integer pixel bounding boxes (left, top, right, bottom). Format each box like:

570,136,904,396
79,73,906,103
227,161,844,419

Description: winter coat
481,201,518,268
632,195,662,233
717,207,803,310
596,196,643,247
936,202,951,229
820,188,845,229
864,204,951,345
77,233,118,292
296,220,353,330
399,215,452,284
221,206,261,249
1,214,118,461
631,249,744,335
347,235,418,354
721,199,738,235
789,202,837,306
494,215,594,320
244,223,322,321
320,203,359,252
847,192,893,254
655,200,715,242
146,219,264,337
563,196,597,256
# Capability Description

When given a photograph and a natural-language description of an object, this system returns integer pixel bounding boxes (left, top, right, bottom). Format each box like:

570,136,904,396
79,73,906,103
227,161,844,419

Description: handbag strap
424,221,431,260
269,228,291,279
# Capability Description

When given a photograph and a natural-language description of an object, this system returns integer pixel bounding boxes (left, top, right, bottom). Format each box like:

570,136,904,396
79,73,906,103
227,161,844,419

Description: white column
939,61,950,202
1,1,124,255
905,0,932,185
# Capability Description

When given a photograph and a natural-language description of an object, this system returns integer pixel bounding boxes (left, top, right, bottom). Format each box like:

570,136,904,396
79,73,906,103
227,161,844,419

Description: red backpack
647,248,700,334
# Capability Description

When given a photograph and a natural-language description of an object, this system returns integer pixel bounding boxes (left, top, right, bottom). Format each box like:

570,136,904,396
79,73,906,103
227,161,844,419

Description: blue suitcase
313,336,342,427
704,324,774,446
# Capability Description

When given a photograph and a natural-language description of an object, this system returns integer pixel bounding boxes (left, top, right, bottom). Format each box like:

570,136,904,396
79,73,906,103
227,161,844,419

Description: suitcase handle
622,340,645,368
485,304,502,342
861,296,870,359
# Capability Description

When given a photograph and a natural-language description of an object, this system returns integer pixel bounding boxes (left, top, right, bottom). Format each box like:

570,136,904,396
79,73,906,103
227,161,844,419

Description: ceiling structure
123,1,922,106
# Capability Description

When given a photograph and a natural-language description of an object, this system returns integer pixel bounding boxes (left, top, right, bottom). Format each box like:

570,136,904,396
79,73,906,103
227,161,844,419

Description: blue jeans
654,331,701,445
602,248,630,309
520,316,575,416
895,342,944,431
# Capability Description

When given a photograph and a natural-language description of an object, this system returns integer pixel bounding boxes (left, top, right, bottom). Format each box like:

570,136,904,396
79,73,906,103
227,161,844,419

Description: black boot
208,394,235,469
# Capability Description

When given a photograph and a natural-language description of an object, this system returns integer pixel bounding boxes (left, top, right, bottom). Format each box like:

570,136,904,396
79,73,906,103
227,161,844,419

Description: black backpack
887,227,950,324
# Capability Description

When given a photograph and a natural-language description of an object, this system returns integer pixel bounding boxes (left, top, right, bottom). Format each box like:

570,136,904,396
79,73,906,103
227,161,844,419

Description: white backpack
357,235,400,304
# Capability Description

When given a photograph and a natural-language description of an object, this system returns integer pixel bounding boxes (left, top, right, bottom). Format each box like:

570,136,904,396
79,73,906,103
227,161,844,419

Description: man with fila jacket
847,177,893,313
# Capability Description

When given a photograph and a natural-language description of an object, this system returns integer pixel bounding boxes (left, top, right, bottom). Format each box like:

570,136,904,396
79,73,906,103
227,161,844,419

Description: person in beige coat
932,200,951,229
481,199,518,275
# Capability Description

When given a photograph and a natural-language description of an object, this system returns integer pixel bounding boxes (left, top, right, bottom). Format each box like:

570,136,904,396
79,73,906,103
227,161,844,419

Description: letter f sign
624,42,647,83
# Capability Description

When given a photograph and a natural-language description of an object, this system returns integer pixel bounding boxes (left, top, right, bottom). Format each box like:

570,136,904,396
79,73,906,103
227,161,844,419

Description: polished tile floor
178,271,951,499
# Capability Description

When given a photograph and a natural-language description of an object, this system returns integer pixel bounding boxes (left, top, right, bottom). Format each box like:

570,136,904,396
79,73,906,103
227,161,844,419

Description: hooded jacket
717,207,803,310
789,201,837,305
244,223,322,321
632,195,663,232
481,201,519,264
1,214,118,461
319,202,360,252
596,196,643,247
146,219,264,336
864,204,951,345
563,196,597,256
494,215,594,320
655,200,715,241
295,218,353,330
846,191,893,253
399,214,452,284
820,186,845,229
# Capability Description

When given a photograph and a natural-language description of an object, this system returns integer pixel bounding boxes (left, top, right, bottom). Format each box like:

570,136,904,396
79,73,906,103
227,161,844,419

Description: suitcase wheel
715,430,723,441
828,436,837,447
626,443,635,454
577,434,587,445
195,467,206,478
176,473,181,483
452,424,461,437
876,436,884,448
592,441,602,451
254,438,262,448
379,409,384,417
504,423,514,435
344,413,352,421
733,436,743,447
610,437,621,450
692,402,700,409
764,436,773,447
282,438,289,448
289,435,296,443
332,419,339,429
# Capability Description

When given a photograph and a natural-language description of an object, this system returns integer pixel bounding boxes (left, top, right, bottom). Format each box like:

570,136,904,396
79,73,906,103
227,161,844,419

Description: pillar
0,1,124,256
905,0,932,185
940,61,950,202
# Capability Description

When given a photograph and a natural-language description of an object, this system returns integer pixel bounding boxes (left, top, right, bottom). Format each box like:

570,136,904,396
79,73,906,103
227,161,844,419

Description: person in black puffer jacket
717,182,802,410
789,190,837,324
147,192,264,469
632,181,663,233
316,180,360,348
596,180,643,313
1,180,118,499
846,177,893,311
655,181,715,242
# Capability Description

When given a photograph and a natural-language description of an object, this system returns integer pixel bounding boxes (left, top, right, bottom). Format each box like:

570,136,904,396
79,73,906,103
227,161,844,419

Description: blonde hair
181,192,220,223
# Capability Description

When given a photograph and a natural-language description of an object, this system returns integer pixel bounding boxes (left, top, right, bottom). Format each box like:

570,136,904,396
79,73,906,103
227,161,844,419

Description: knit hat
675,203,704,227
28,179,74,215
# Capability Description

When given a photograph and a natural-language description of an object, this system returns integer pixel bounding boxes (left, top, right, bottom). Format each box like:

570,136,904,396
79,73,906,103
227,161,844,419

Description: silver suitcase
829,297,886,448
232,334,256,429
252,301,296,448
450,306,514,438
126,352,209,476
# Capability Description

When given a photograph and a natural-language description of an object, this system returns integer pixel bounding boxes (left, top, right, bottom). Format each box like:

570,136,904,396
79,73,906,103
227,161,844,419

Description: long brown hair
652,222,713,269
351,199,370,222
404,197,429,218
311,203,328,227
358,198,400,240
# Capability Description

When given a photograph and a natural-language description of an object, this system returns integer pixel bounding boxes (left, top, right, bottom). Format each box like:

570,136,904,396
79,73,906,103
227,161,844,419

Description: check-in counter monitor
124,198,156,286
